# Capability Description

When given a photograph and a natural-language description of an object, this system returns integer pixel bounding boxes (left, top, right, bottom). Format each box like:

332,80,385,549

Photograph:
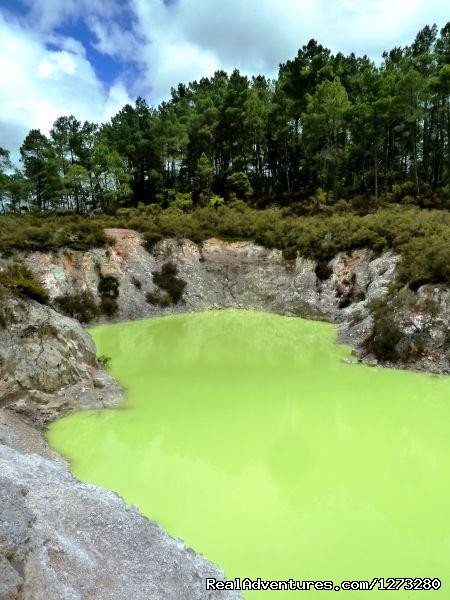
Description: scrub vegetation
54,273,120,321
147,262,187,306
1,204,448,290
368,289,442,362
53,291,100,323
97,274,120,316
0,260,48,304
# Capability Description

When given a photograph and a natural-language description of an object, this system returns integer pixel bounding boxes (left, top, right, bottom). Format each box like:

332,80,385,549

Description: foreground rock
0,443,240,600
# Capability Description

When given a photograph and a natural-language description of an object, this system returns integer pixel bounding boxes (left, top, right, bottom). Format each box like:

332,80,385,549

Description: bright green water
48,310,450,597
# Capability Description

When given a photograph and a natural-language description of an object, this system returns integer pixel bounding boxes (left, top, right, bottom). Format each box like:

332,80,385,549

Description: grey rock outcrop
0,295,121,425
25,229,386,322
0,292,240,599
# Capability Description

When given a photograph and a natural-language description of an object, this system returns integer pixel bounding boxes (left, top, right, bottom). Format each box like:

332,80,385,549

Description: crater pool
48,310,450,597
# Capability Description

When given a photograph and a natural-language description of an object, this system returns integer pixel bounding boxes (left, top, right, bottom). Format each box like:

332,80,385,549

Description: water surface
48,310,450,597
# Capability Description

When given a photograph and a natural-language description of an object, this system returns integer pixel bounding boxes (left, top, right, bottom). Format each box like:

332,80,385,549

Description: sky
0,0,449,159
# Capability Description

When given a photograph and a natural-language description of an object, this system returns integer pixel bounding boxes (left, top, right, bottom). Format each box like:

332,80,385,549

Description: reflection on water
48,310,450,598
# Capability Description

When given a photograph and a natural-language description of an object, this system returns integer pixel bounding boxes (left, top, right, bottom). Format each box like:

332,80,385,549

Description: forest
0,23,449,213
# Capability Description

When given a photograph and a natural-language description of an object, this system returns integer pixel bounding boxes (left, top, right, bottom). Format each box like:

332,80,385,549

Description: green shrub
145,290,171,307
309,187,327,210
100,296,119,316
282,246,297,260
0,261,48,304
152,261,186,304
400,331,429,359
315,259,333,281
145,291,160,305
159,293,172,307
208,195,225,208
143,228,164,251
0,218,107,255
392,181,417,202
170,192,193,212
98,354,111,368
98,274,120,299
367,287,443,362
367,298,403,361
397,236,450,290
14,278,48,303
226,172,253,199
54,291,99,323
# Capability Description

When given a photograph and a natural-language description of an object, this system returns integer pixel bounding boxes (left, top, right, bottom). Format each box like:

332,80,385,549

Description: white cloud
38,53,78,78
87,17,140,61
0,12,133,161
129,0,449,102
0,0,448,158
131,0,220,99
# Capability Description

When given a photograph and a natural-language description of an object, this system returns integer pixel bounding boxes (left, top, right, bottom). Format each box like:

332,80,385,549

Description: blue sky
0,0,449,157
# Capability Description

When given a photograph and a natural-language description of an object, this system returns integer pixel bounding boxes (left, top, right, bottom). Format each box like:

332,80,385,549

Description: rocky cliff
24,229,450,373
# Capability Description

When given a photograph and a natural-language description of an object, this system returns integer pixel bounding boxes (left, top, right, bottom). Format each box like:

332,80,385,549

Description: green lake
47,310,450,597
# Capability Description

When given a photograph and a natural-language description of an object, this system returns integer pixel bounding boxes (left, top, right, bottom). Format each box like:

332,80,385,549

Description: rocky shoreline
1,230,448,599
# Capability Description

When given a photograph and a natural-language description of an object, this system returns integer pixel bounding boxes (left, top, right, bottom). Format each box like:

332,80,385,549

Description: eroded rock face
0,295,121,425
23,230,449,373
0,443,240,600
26,230,386,321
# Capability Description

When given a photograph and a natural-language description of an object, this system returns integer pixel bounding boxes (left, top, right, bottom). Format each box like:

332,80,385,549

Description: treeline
0,24,449,213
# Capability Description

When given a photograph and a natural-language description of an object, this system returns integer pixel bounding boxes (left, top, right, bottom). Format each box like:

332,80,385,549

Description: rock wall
24,229,449,373
26,229,392,321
